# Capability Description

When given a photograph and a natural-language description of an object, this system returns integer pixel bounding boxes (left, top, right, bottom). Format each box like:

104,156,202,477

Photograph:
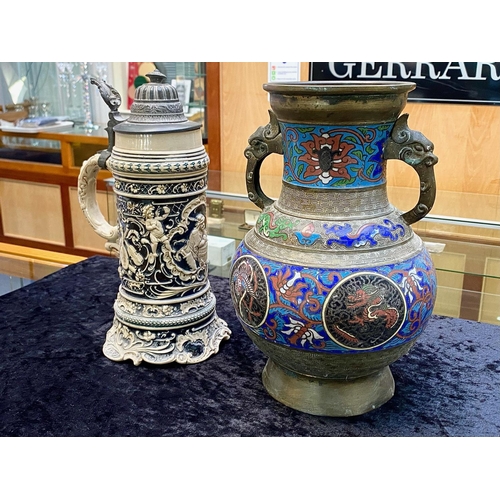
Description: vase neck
280,121,392,191
276,182,391,220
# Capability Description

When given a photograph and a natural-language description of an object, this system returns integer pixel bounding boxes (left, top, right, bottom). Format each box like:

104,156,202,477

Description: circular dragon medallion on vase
322,272,407,350
230,255,269,328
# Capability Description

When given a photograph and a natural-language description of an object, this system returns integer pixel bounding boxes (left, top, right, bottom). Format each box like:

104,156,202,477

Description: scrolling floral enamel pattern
282,123,392,188
230,247,436,354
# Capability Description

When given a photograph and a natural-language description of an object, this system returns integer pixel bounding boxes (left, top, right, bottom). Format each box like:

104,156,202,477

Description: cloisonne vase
78,70,230,366
229,81,438,416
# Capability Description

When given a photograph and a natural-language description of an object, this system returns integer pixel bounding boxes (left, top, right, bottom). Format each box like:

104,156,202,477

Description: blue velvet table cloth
0,256,498,437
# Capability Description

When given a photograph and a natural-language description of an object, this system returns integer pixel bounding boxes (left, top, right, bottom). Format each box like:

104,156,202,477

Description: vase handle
244,109,283,210
384,114,438,225
77,153,120,253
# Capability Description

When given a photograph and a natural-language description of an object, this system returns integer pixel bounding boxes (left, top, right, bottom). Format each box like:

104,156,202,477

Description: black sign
310,62,500,105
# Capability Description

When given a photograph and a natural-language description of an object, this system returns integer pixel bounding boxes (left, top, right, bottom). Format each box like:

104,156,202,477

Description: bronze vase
229,81,438,416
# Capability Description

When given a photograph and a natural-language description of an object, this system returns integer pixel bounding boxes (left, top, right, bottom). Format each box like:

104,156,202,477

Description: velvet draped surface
0,256,498,437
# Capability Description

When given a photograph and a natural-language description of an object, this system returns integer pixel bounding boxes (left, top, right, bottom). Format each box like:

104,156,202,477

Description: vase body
78,71,230,366
229,81,438,416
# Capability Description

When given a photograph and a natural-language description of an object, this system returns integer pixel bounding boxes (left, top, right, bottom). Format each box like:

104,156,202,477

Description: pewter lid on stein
113,69,200,134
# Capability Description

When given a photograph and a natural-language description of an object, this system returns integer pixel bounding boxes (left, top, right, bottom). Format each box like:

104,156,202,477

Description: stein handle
384,114,438,225
244,109,283,210
77,153,120,253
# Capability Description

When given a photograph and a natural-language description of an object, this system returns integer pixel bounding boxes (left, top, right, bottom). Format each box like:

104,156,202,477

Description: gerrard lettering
327,62,500,81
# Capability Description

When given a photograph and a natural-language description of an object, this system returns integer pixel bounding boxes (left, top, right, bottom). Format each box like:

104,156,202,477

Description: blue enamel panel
230,242,437,354
280,122,393,189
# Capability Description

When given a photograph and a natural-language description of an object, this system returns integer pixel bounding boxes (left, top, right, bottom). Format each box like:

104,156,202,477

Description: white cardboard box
207,235,235,267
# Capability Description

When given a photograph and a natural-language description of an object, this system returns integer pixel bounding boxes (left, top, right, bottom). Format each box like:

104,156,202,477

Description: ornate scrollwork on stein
78,70,230,366
103,308,229,366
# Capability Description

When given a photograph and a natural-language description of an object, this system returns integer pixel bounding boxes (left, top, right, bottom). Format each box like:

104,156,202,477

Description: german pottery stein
78,70,231,365
229,81,438,416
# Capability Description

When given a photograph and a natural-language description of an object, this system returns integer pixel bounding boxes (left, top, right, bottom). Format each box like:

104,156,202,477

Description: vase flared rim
263,81,416,95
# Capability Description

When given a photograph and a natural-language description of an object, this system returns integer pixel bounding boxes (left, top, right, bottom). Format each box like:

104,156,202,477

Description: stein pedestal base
262,359,395,417
102,314,231,366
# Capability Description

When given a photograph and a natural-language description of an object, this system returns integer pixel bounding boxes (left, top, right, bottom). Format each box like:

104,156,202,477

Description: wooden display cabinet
0,62,222,258
0,127,112,257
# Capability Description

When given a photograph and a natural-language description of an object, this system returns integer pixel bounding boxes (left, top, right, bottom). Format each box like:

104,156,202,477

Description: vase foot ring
262,359,395,417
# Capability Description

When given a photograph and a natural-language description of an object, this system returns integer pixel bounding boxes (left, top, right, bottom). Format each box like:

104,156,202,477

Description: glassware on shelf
27,97,39,118
56,62,82,120
80,62,97,131
56,62,70,116
39,102,50,117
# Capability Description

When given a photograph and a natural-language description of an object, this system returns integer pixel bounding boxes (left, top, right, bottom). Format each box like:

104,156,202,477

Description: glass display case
0,62,113,126
154,62,207,137
103,172,500,326
124,62,208,139
1,62,208,133
0,62,213,258
0,62,498,328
